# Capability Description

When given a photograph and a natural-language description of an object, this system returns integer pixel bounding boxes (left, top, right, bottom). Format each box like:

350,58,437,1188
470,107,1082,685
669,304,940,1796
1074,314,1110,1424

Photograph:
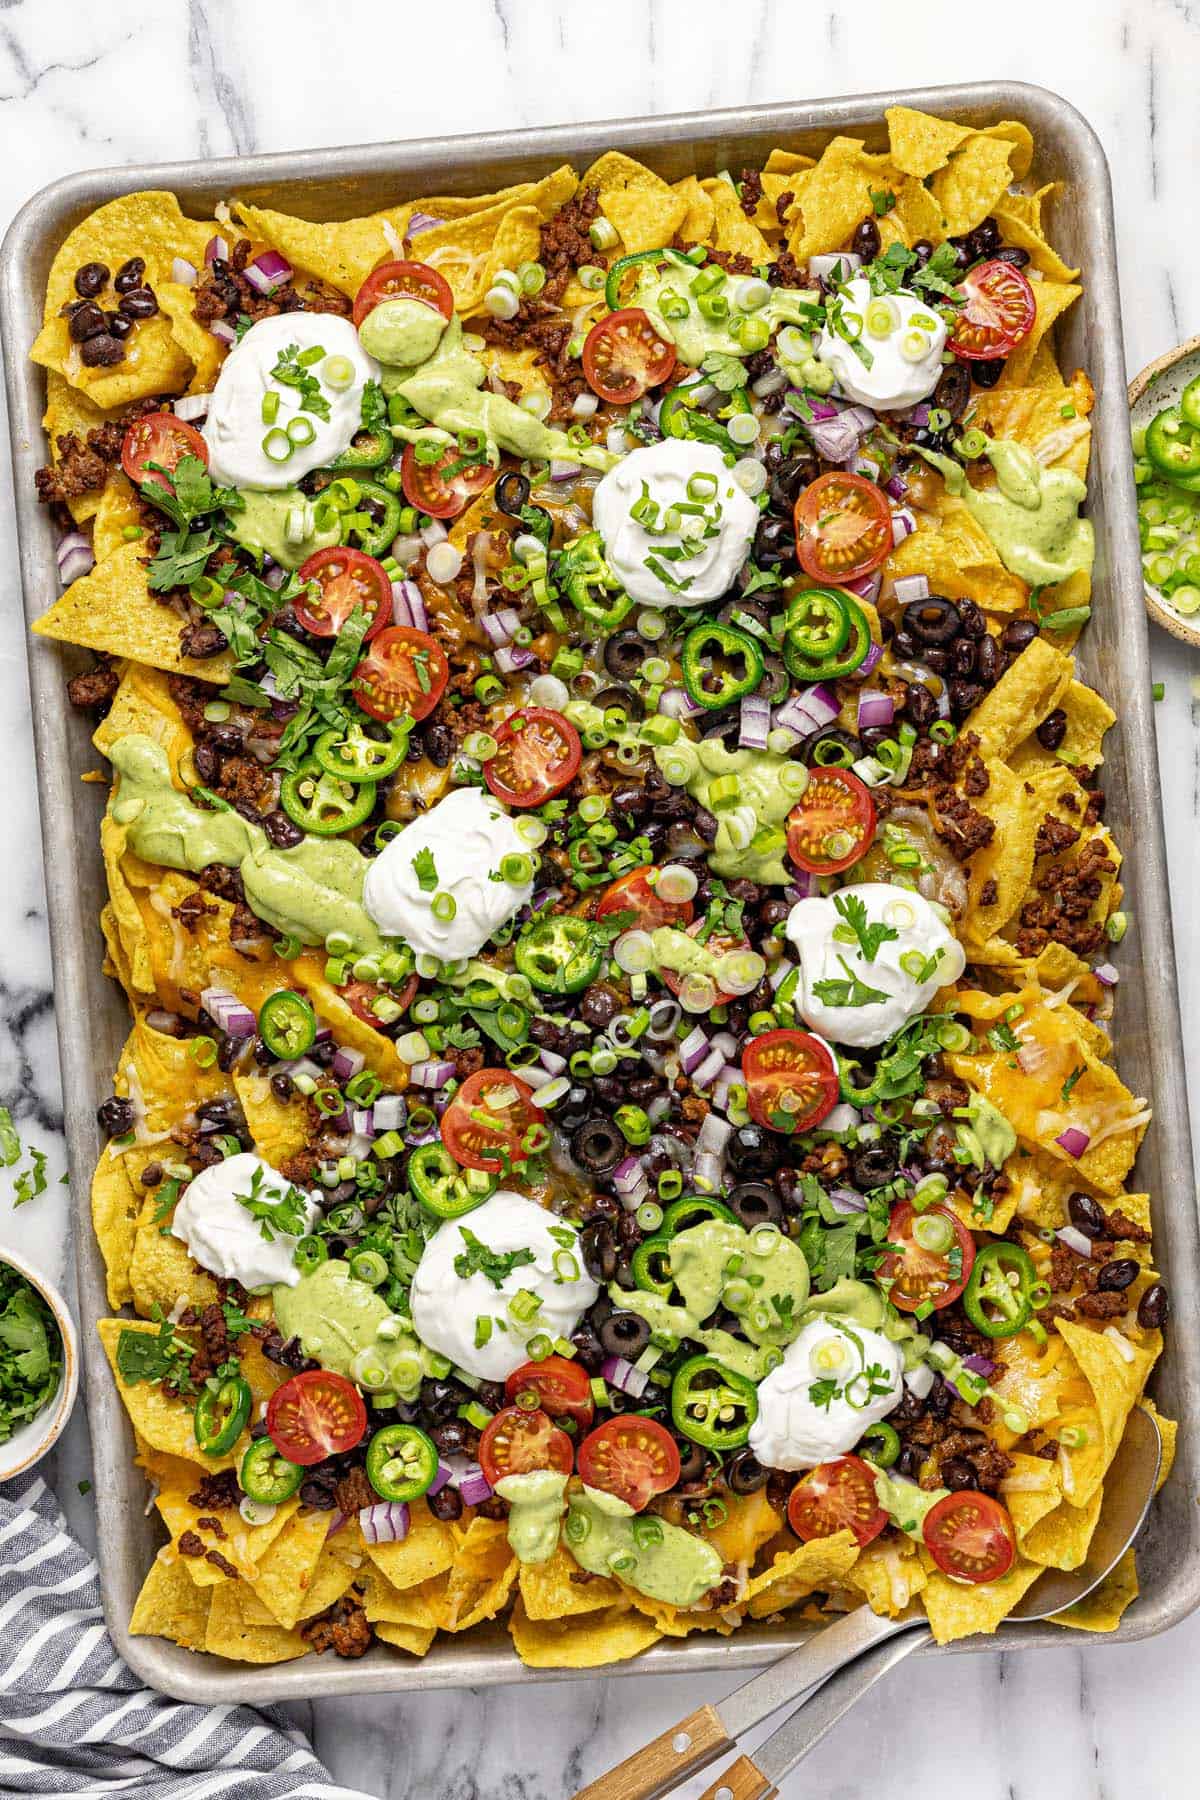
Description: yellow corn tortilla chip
703,1487,781,1566
886,106,974,178
441,1515,518,1632
1142,1399,1177,1490
968,377,1093,484
376,1621,437,1656
130,1549,212,1649
92,475,143,562
991,1330,1072,1434
241,1545,356,1628
671,175,716,245
156,280,227,395
91,1147,158,1309
583,152,687,256
884,501,1030,614
41,372,121,523
361,1569,448,1628
1001,280,1082,388
1021,1486,1103,1571
98,1315,214,1465
1054,1319,1160,1507
1051,1545,1139,1633
992,184,1080,282
844,1535,927,1617
922,1555,1045,1644
1001,1452,1064,1548
509,1596,661,1668
204,1580,311,1662
699,177,771,262
154,1476,299,1587
963,761,1036,944
786,138,904,262
764,149,816,176
623,1590,735,1637
232,1070,312,1166
246,1508,340,1630
966,637,1074,760
33,316,193,413
128,1185,218,1321
399,169,578,315
519,1547,621,1621
32,540,235,681
363,1501,458,1591
745,1531,861,1616
930,134,1016,237
95,659,195,774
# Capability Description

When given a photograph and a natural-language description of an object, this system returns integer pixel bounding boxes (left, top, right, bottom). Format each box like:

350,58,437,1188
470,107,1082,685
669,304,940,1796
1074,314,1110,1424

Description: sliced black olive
494,470,531,517
798,723,860,768
725,1123,783,1180
851,1144,897,1189
932,363,972,422
593,683,644,720
572,1118,625,1174
604,629,646,681
727,1182,783,1229
903,595,960,646
726,1448,769,1494
599,1311,651,1358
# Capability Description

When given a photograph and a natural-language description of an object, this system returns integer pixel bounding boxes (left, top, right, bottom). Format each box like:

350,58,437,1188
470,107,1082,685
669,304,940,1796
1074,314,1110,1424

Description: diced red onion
550,459,582,482
709,1030,737,1060
788,870,819,900
205,234,230,266
885,473,908,501
410,1059,456,1089
890,508,916,545
201,986,256,1037
854,453,880,481
171,256,197,287
359,1501,410,1546
56,531,95,585
332,1045,366,1082
495,644,535,676
678,1026,709,1074
768,959,796,992
539,1047,568,1076
1055,1225,1094,1258
844,569,882,605
458,1464,494,1508
859,640,884,678
372,1094,405,1131
696,1111,732,1156
325,1509,348,1538
173,392,210,423
893,574,930,606
908,403,931,429
962,1352,998,1379
602,1355,649,1400
804,409,869,464
738,693,772,750
427,1460,454,1497
1094,962,1119,986
208,318,237,346
407,212,444,237
350,1107,375,1138
612,1155,646,1193
390,581,414,628
659,686,705,720
820,1103,861,1135
481,608,521,647
405,582,428,633
828,1187,868,1215
1056,1126,1091,1157
856,690,894,730
904,1364,935,1399
243,249,293,296
691,1046,727,1089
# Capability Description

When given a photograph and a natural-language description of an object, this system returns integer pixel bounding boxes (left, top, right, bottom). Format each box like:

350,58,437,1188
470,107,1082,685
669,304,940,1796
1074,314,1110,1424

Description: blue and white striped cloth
0,1469,372,1799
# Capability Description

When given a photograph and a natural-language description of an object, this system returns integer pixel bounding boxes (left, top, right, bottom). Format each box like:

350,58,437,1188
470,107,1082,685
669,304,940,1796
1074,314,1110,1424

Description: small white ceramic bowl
0,1247,79,1482
1129,333,1200,648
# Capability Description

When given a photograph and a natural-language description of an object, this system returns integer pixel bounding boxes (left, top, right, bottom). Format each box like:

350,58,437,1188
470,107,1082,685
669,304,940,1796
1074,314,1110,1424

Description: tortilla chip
396,170,578,315
130,1550,212,1649
703,1488,781,1566
32,540,235,680
154,1471,299,1586
376,1621,437,1656
361,1568,448,1628
246,1509,340,1630
363,1501,458,1591
1002,1452,1064,1548
886,106,974,178
786,138,903,261
1051,1545,1139,1633
241,1543,356,1629
992,184,1080,282
623,1591,735,1637
157,280,227,394
930,134,1016,237
91,1149,155,1308
204,1580,311,1662
1142,1398,1177,1490
991,1331,1072,1434
968,379,1093,484
440,1515,518,1632
883,500,1030,614
232,1070,312,1166
519,1546,621,1621
91,476,143,562
745,1532,861,1616
128,1186,218,1320
1000,281,1082,389
509,1596,660,1668
1054,1319,1160,1507
582,153,687,256
844,1535,927,1617
963,761,1036,943
922,1555,1045,1644
1021,1486,1103,1571
98,1317,212,1464
95,658,195,771
1011,678,1114,779
967,637,1074,760
41,372,121,523
699,178,771,262
764,149,817,176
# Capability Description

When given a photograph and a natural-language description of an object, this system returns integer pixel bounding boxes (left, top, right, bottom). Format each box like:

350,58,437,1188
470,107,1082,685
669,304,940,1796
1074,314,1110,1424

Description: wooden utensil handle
572,1703,734,1800
696,1754,778,1800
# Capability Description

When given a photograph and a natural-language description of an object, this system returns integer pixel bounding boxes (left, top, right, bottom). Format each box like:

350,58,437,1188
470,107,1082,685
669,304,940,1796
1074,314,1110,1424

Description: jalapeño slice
407,1142,496,1219
280,763,378,836
670,1355,759,1450
240,1436,305,1504
681,621,766,710
258,990,317,1060
513,915,604,994
962,1241,1039,1339
365,1422,440,1502
194,1374,252,1458
313,721,411,784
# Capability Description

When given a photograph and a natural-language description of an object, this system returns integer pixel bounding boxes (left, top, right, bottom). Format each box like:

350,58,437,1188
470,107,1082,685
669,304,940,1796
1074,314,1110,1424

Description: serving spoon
574,1405,1161,1800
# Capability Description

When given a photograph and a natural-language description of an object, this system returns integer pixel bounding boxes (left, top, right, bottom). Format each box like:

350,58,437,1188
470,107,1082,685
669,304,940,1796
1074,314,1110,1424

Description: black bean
891,1386,926,1424
97,1096,135,1136
851,217,881,262
299,1478,338,1510
753,515,795,567
113,256,146,294
902,682,937,729
949,238,974,270
976,636,1002,685
579,984,620,1029
1068,1191,1107,1238
758,898,791,931
118,285,158,319
911,239,934,268
896,1445,924,1478
891,628,918,661
942,1457,979,1491
106,311,135,340
1001,615,1038,655
675,1440,711,1485
67,301,108,342
967,218,1001,260
957,599,986,640
971,357,1005,389
74,261,109,297
949,637,977,677
600,1311,651,1358
727,1182,783,1229
263,809,304,849
428,1485,463,1522
269,1074,295,1106
948,678,984,719
992,245,1030,270
80,333,125,368
932,362,972,422
1036,708,1068,751
430,1420,470,1455
1137,1283,1169,1329
768,454,818,514
140,1162,163,1187
570,1324,607,1372
1096,1258,1139,1293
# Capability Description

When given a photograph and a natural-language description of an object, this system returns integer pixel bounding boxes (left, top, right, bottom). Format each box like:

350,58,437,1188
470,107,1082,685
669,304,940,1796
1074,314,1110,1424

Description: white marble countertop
1,1,1199,1794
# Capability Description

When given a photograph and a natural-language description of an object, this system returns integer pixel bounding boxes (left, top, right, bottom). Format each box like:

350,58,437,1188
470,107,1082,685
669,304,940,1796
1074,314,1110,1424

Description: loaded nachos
29,106,1173,1669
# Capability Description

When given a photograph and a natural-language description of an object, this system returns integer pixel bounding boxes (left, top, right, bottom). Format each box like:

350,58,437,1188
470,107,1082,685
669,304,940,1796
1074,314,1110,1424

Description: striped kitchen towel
0,1468,372,1799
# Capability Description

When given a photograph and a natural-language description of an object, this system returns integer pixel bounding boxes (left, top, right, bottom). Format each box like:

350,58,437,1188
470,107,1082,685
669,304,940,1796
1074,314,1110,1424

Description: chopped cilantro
812,955,890,1009
0,1265,61,1442
115,1312,195,1394
412,847,439,893
270,343,332,422
234,1165,311,1243
453,1227,536,1291
832,891,898,964
1061,1065,1086,1104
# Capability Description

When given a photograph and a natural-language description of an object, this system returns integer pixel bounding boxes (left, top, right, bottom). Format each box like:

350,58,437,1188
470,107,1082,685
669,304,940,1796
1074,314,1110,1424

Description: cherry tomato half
439,1068,545,1174
352,624,448,724
352,259,454,329
400,442,493,521
661,921,754,1008
337,975,418,1030
950,259,1036,362
786,767,876,876
878,1202,976,1314
582,308,677,406
484,708,582,808
478,1406,574,1486
787,1454,888,1549
743,1028,839,1135
596,865,695,932
505,1355,595,1429
923,1490,1016,1584
576,1416,681,1513
265,1370,367,1466
120,411,209,496
295,546,390,640
794,472,893,584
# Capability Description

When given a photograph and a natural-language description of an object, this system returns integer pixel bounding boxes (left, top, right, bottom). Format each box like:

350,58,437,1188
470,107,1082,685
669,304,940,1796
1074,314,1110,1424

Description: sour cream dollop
815,276,947,412
171,1151,319,1290
592,440,758,607
786,881,964,1049
363,786,534,961
202,312,380,490
748,1317,903,1471
410,1190,599,1380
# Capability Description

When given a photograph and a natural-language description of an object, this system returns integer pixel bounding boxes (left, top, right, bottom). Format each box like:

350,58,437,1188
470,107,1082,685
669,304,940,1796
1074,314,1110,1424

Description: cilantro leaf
453,1227,536,1290
987,1021,1022,1054
115,1314,195,1393
146,526,220,594
13,1148,48,1208
700,351,749,393
271,343,332,422
1061,1064,1086,1104
234,1165,311,1243
412,847,439,893
812,955,890,1009
0,1108,20,1168
138,454,239,531
833,891,898,964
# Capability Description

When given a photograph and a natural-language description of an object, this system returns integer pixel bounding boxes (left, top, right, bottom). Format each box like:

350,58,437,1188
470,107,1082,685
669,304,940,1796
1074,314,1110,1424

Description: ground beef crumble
192,237,351,330
738,168,764,217
301,1592,373,1658
34,398,159,505
187,1469,241,1510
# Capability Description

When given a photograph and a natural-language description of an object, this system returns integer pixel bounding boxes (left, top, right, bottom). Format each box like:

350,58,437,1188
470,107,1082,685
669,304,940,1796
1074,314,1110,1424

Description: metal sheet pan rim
2,78,1198,1704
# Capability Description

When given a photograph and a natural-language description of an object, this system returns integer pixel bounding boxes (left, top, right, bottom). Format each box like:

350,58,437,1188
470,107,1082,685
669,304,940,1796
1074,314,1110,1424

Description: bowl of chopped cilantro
0,1248,77,1480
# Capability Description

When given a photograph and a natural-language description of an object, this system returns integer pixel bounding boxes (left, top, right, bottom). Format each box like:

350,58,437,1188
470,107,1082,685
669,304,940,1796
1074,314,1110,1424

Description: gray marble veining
1,2,1198,1794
